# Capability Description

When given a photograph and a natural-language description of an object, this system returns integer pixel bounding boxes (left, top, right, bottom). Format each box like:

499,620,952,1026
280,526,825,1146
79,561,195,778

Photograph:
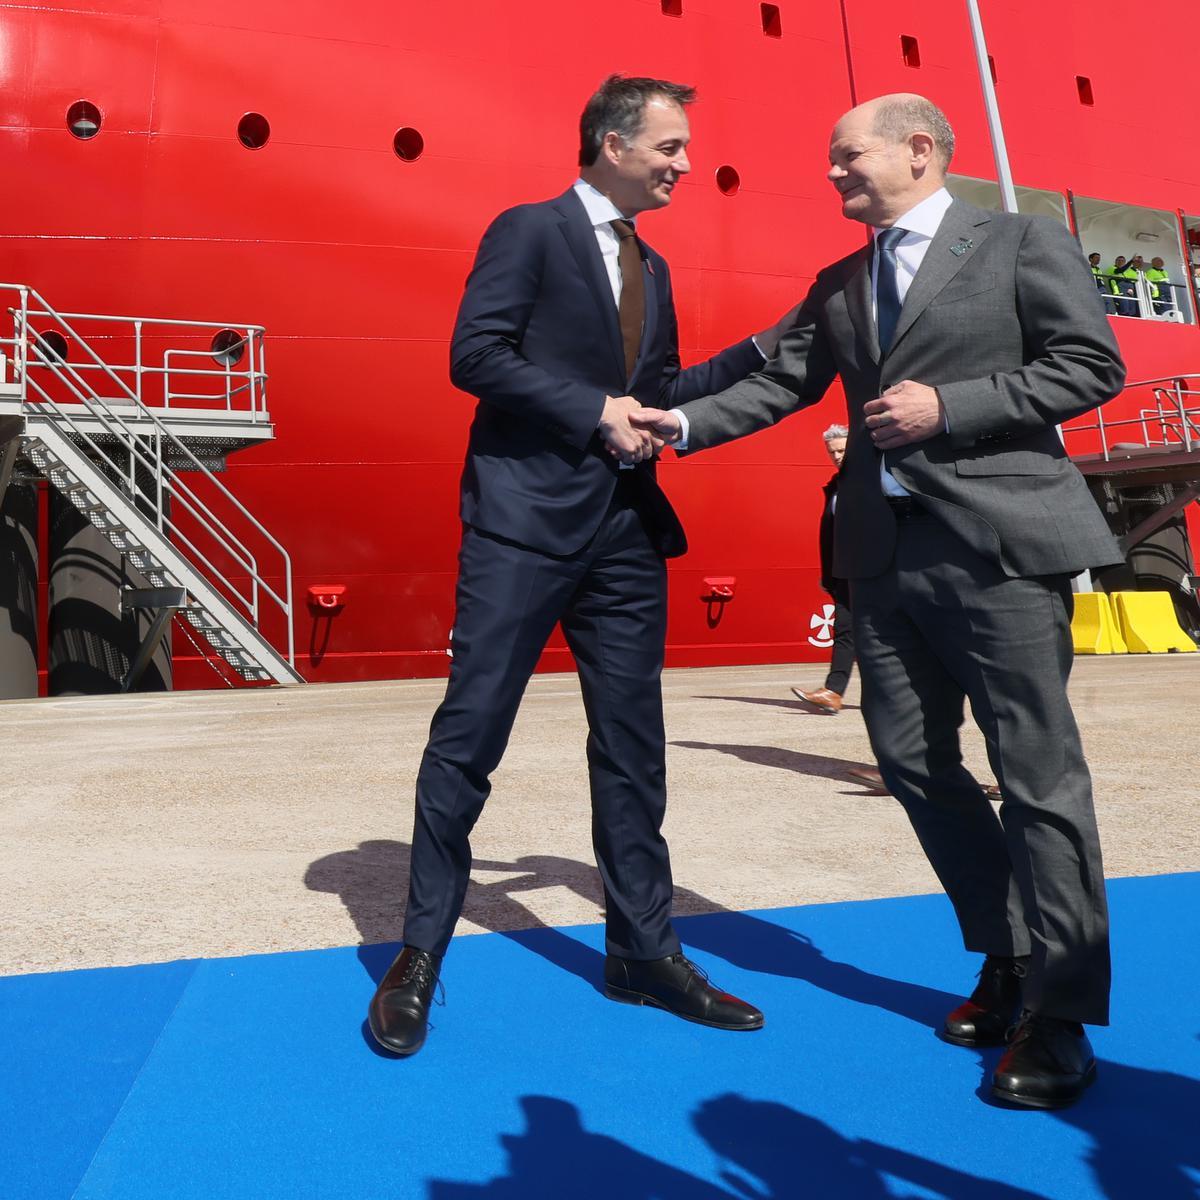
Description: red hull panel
3,0,1197,686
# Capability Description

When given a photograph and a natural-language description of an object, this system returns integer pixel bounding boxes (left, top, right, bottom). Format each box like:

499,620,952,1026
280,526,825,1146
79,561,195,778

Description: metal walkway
0,283,301,685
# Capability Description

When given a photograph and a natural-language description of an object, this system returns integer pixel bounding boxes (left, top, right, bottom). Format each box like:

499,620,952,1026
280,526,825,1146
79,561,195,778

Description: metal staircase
1,283,302,686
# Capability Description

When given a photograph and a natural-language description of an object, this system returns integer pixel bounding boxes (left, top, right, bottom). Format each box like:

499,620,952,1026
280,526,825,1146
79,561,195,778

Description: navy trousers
403,484,681,961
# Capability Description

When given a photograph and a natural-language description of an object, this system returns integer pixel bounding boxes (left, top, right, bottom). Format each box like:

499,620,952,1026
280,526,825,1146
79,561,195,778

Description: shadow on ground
306,844,955,1029
422,1093,1050,1199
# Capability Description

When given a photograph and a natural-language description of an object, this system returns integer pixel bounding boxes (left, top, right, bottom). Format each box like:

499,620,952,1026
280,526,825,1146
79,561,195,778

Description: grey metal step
23,424,301,685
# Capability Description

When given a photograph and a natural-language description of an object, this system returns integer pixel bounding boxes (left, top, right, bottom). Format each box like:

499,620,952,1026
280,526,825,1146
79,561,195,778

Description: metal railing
9,300,268,416
1062,373,1200,461
0,283,294,667
1092,274,1192,324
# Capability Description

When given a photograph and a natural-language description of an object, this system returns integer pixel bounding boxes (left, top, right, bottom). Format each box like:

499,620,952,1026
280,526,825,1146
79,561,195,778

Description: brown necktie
611,219,644,380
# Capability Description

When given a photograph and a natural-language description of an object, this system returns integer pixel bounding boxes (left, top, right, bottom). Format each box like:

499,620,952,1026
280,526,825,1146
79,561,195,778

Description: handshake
598,396,682,465
595,298,807,465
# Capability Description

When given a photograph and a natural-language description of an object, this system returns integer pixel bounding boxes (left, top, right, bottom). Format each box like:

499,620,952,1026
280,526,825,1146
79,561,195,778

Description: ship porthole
210,329,246,367
35,330,69,363
716,165,741,196
238,112,271,150
393,127,425,162
67,100,102,140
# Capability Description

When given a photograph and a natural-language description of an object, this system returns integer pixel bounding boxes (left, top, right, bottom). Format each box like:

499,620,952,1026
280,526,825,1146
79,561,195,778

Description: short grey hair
872,96,955,170
822,423,849,442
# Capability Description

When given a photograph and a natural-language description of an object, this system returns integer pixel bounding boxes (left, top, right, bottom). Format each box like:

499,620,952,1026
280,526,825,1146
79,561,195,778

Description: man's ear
909,131,935,171
602,131,624,167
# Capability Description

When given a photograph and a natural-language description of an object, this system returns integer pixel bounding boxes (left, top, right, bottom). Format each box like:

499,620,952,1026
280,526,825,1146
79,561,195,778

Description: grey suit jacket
679,199,1126,580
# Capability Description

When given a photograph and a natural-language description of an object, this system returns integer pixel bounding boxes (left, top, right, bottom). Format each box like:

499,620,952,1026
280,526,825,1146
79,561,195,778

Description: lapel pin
950,237,974,257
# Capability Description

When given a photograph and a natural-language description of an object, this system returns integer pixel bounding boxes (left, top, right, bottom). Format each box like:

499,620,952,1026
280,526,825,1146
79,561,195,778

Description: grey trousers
852,511,1111,1026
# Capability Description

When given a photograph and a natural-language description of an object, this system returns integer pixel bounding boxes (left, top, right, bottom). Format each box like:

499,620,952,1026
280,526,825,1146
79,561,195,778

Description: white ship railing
14,306,269,415
1095,273,1191,323
0,282,294,667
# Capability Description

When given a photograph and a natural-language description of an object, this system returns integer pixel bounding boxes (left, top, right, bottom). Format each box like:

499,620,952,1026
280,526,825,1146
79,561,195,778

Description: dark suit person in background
368,75,798,1057
633,93,1125,1109
792,423,854,715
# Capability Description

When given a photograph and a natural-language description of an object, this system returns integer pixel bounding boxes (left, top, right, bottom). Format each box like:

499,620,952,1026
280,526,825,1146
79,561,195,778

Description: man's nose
827,163,845,183
673,150,691,175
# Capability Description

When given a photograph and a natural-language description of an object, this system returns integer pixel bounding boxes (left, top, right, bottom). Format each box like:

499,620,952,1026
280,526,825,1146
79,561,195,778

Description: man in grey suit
632,93,1124,1109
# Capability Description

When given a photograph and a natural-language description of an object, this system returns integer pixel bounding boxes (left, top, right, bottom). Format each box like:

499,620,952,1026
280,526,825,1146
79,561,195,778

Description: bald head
827,93,955,227
861,94,955,169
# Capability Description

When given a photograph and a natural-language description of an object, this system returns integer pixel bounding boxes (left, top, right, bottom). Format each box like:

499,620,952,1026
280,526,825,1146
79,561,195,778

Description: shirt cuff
671,408,690,450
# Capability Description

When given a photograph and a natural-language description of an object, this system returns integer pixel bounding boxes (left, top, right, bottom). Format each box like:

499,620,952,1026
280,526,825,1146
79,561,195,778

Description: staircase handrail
24,365,269,621
3,284,294,666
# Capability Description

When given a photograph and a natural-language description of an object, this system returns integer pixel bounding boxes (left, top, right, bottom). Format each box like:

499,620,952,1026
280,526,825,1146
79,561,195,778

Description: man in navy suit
368,75,796,1056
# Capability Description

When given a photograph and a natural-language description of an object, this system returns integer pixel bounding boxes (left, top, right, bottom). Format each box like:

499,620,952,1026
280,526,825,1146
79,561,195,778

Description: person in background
791,423,854,716
792,421,1001,799
1146,256,1174,317
1087,252,1115,314
1109,255,1138,317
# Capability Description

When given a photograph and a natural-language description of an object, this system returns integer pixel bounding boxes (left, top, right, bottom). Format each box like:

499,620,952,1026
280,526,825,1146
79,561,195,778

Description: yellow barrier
1111,591,1197,654
1071,592,1127,655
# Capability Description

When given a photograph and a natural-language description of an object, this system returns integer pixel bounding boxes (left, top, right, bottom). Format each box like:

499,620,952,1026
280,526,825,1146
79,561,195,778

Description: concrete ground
2,655,1196,976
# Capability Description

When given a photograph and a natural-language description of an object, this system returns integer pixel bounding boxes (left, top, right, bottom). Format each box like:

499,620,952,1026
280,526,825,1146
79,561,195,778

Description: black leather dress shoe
942,953,1028,1047
992,1011,1097,1109
604,952,763,1030
367,947,442,1057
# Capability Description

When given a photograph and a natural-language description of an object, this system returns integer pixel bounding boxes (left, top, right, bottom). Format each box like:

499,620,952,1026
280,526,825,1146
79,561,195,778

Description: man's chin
840,195,873,224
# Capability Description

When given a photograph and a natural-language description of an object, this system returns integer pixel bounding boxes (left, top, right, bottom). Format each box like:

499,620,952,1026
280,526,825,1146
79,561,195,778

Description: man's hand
864,381,945,449
628,407,683,444
599,395,656,464
754,299,804,358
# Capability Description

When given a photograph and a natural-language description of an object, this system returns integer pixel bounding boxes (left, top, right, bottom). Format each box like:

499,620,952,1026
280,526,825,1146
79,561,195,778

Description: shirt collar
872,187,953,243
573,178,635,229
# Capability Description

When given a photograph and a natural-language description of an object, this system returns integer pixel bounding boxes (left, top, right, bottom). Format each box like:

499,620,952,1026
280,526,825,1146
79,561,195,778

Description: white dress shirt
573,178,630,306
573,179,639,466
872,186,954,495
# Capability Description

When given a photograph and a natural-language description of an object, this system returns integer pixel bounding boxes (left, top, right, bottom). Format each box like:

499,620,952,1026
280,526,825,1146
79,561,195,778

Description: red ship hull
2,0,1197,688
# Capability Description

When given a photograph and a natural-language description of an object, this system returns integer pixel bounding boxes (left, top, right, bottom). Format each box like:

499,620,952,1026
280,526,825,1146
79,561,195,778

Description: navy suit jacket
449,187,764,557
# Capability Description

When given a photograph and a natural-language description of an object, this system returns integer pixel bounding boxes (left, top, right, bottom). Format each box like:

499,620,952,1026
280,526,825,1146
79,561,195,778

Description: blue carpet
3,874,1198,1199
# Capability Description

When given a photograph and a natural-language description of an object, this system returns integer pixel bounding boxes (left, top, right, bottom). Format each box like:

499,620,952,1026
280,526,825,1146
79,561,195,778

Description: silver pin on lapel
950,237,974,257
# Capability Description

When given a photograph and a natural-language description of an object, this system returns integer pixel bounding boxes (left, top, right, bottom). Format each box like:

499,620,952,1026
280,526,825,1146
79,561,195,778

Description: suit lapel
552,189,626,381
843,245,880,363
888,200,991,353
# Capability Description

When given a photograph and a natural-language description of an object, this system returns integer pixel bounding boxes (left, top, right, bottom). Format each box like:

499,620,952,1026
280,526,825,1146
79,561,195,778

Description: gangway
0,284,302,687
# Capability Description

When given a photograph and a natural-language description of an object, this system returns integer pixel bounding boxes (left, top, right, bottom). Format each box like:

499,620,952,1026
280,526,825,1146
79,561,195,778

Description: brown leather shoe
845,765,886,789
844,767,1001,799
791,686,842,714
